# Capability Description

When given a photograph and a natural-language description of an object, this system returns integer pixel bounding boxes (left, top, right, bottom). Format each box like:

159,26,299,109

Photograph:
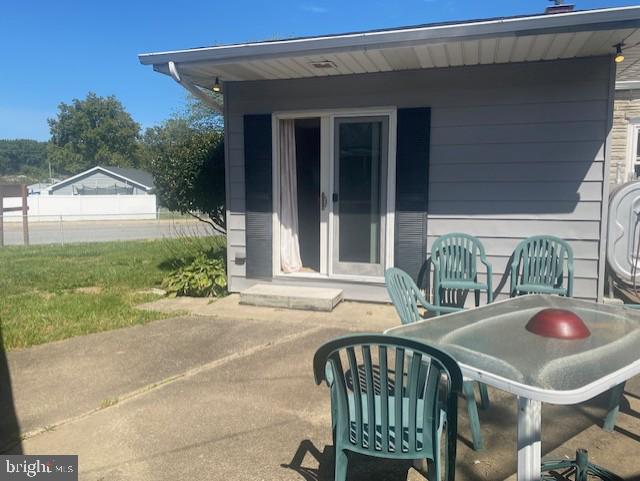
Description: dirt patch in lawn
74,286,103,295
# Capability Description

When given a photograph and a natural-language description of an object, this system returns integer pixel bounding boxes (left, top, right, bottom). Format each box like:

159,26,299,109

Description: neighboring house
1,166,158,223
45,166,154,196
140,5,640,302
27,180,60,195
612,45,640,183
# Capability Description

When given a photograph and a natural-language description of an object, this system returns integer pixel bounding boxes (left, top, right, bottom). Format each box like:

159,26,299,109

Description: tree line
1,92,225,233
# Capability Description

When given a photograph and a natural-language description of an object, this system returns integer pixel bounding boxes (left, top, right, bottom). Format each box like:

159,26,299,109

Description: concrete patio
2,297,640,480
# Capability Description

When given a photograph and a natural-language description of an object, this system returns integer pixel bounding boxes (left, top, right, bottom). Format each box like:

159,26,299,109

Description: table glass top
387,295,640,392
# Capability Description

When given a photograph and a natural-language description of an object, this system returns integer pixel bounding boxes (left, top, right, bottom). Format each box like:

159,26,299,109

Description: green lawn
0,237,225,350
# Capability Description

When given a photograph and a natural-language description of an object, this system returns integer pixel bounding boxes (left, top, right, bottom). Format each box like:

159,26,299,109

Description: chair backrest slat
362,345,376,450
346,347,363,446
379,345,390,452
394,347,404,453
422,360,440,455
407,351,422,453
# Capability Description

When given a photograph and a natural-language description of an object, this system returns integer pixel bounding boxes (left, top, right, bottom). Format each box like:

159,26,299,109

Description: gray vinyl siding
49,171,149,195
225,56,612,301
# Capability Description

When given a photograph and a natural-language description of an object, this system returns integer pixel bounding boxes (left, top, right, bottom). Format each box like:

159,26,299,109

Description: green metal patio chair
510,235,574,297
385,267,488,451
313,334,463,481
431,233,493,309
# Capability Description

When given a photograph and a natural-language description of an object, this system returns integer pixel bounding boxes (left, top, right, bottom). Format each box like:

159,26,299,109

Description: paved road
0,219,212,245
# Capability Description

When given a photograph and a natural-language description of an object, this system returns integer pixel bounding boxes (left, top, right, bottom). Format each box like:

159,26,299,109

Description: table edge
384,326,640,404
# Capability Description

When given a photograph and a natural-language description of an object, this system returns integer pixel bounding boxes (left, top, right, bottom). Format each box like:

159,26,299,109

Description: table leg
517,397,542,481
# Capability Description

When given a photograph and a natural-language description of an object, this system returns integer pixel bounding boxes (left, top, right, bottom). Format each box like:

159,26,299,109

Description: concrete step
240,284,344,312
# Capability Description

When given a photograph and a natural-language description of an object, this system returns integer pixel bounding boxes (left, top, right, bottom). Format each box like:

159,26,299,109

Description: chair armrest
485,263,493,303
433,262,440,288
478,250,491,267
480,256,492,281
509,257,518,296
417,291,461,315
566,263,574,297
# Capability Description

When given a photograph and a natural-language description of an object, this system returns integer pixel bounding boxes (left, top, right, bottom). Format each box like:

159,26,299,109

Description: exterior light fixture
213,77,222,93
615,44,625,63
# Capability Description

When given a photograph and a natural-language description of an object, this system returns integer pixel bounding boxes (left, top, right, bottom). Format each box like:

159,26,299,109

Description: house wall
50,171,148,195
225,56,613,301
610,89,640,183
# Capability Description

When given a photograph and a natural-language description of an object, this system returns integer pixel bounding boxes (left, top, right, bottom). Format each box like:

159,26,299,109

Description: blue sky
1,0,638,141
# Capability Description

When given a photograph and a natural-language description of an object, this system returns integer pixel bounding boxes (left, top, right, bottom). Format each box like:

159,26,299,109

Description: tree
0,139,48,177
144,117,225,233
47,92,142,174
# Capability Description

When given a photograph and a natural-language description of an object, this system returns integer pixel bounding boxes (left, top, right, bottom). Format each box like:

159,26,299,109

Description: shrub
159,234,226,271
162,255,227,298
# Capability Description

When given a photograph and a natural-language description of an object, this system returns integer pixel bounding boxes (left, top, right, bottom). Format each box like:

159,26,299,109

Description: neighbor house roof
101,167,155,189
140,6,640,90
46,166,154,193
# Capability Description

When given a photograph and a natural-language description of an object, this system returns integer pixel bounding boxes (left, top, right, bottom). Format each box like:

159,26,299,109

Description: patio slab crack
4,325,325,452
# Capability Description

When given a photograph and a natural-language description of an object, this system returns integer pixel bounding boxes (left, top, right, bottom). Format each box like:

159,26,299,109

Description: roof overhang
139,6,640,96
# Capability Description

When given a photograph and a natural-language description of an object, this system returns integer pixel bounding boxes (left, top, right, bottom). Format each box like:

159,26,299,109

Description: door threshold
277,271,326,280
275,272,385,284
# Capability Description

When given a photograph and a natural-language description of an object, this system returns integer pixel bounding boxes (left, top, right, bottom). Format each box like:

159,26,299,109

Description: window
627,119,640,180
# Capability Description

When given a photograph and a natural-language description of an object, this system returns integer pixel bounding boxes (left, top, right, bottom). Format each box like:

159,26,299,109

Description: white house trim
271,106,396,283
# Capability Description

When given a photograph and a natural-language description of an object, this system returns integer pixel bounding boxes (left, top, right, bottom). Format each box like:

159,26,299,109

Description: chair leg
334,447,348,481
603,382,626,433
463,381,485,451
478,382,490,410
474,288,480,307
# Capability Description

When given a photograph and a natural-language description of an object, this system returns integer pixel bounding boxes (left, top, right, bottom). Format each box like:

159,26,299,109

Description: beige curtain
280,119,302,273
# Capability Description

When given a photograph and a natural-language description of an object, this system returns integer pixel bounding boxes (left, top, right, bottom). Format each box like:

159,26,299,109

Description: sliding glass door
331,116,388,277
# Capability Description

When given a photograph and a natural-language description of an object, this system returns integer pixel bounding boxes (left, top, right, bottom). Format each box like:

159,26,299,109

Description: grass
0,236,226,351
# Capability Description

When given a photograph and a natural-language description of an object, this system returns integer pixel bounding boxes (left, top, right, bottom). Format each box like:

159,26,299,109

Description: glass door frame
271,107,397,282
330,114,389,278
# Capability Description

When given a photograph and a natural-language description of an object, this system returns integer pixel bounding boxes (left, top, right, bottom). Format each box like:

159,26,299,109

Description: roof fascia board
47,166,151,192
139,7,640,66
47,166,102,192
153,19,640,71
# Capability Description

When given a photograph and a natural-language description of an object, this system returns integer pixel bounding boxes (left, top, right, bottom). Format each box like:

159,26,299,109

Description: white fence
2,194,157,222
0,213,213,246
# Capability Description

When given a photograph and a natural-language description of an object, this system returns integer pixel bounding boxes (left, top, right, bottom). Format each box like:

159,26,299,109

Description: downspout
167,61,223,113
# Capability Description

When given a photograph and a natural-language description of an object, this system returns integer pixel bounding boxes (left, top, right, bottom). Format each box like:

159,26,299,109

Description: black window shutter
244,114,273,279
395,108,431,284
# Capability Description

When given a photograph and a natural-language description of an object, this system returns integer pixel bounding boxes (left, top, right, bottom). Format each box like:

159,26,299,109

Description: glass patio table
385,294,640,481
